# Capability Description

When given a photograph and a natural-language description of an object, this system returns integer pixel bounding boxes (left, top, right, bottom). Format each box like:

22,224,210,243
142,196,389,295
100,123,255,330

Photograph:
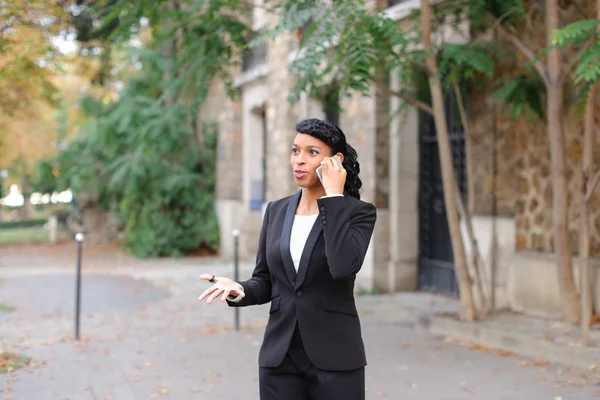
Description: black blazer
228,190,377,371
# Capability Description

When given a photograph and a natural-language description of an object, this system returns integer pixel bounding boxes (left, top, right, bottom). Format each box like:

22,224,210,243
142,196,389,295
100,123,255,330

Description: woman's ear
335,152,344,164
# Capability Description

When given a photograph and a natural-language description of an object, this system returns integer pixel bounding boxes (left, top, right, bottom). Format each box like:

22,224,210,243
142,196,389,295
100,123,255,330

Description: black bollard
74,232,84,341
233,228,240,331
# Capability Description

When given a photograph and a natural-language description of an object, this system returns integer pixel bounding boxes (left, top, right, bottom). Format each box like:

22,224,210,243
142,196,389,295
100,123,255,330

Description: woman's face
290,133,331,188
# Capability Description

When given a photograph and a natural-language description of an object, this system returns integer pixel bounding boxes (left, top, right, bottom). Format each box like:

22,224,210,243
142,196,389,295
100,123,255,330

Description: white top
290,214,319,271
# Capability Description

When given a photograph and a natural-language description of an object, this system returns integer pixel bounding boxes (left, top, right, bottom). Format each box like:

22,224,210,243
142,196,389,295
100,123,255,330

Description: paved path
0,244,598,399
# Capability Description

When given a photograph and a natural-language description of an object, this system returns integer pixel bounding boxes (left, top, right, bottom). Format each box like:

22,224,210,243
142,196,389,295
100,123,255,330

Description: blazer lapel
295,217,323,290
280,190,301,287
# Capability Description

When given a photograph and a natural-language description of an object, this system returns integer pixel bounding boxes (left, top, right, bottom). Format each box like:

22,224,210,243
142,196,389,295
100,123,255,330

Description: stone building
203,0,600,320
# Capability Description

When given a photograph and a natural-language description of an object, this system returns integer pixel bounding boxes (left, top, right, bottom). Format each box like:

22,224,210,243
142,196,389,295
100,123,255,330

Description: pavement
0,243,599,399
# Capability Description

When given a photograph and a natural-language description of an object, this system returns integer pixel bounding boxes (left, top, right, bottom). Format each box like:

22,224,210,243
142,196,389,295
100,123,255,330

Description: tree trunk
455,185,488,316
546,0,581,324
453,84,476,216
453,83,490,315
580,80,597,345
420,0,477,321
21,176,33,220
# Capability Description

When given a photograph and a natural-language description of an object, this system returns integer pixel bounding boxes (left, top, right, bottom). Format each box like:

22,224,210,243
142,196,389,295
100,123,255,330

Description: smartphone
316,155,342,184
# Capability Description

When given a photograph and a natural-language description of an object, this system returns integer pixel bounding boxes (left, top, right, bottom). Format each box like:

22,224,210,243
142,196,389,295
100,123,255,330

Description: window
242,31,267,71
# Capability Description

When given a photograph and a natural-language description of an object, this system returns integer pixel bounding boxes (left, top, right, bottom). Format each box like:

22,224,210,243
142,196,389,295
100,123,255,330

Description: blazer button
322,220,327,225
320,206,325,211
296,291,303,297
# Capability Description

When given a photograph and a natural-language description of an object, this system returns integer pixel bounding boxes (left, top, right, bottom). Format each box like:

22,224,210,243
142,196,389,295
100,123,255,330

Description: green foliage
29,160,59,195
467,0,526,30
552,20,600,46
494,74,545,119
572,43,600,84
552,20,600,109
57,55,220,256
265,0,414,104
52,0,250,257
267,0,513,116
439,42,496,82
114,118,220,258
0,219,47,230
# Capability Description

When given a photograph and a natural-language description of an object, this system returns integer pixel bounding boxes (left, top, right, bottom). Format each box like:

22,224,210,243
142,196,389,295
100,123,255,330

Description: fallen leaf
534,359,550,367
377,391,386,396
589,364,597,372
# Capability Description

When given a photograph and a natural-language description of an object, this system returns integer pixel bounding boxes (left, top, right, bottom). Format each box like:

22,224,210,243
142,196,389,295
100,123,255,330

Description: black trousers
259,325,365,400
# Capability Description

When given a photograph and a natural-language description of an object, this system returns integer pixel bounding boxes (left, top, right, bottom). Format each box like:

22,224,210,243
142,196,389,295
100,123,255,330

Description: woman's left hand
321,156,346,196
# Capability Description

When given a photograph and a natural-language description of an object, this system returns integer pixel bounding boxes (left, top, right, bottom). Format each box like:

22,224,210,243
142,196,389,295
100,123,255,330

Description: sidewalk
356,292,600,372
0,244,599,399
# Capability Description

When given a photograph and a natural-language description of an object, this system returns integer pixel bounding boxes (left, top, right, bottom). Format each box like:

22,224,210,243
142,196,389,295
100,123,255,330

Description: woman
198,118,377,400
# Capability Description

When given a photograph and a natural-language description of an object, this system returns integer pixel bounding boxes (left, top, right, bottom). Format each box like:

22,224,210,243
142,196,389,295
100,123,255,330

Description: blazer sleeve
316,196,377,280
227,202,272,307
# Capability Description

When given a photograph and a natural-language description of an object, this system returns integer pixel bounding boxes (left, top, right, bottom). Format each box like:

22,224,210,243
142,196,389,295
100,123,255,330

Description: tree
264,0,506,320
266,0,598,324
0,0,64,116
0,0,68,218
552,8,600,342
49,0,250,255
419,0,477,320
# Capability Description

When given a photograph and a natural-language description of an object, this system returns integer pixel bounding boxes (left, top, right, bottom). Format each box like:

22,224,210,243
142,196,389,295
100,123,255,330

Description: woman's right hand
198,274,245,304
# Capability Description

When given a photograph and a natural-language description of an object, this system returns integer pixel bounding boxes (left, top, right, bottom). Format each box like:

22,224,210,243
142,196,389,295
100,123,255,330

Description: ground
0,243,598,399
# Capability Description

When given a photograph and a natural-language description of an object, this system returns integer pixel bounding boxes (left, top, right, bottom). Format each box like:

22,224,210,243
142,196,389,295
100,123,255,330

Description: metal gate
418,92,467,296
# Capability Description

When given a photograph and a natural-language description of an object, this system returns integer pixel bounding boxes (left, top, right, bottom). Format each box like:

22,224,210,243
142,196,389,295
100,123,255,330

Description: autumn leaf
0,352,30,373
495,349,513,357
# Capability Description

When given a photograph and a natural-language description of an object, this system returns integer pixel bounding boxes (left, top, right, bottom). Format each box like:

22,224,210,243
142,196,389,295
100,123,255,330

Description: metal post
74,232,84,341
233,228,240,331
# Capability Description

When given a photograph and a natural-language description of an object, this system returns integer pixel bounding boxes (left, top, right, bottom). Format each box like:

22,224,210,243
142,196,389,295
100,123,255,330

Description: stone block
385,260,418,292
506,251,563,319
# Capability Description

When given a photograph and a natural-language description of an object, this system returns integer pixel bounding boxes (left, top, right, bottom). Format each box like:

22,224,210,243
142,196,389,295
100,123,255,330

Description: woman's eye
292,149,298,154
309,150,318,155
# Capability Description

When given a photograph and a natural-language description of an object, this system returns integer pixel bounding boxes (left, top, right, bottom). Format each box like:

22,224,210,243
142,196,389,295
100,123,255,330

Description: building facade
204,0,600,319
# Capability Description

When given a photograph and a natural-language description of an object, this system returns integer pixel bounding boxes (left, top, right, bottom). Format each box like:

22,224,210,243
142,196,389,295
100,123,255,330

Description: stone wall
470,92,600,257
468,0,600,257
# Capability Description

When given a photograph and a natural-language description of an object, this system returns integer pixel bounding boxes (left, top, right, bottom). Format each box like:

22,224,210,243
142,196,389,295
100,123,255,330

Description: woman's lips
294,170,308,179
